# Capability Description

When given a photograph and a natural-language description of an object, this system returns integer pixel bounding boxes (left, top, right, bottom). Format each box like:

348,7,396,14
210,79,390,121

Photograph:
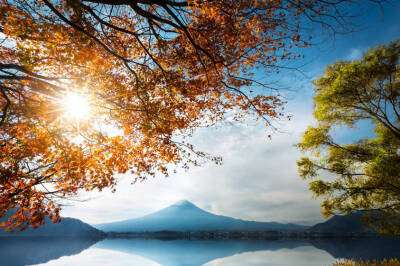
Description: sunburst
62,92,91,121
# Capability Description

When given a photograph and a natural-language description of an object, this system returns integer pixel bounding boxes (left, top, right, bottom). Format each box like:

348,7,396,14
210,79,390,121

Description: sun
62,92,91,120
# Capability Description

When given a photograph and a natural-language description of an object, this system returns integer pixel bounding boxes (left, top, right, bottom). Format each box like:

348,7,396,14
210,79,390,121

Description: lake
2,237,400,266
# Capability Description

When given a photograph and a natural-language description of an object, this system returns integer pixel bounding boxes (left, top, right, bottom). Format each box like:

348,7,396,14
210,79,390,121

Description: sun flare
62,92,91,120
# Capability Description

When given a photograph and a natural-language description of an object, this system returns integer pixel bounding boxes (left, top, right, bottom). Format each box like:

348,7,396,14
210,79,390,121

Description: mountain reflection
94,238,400,266
311,238,400,261
0,237,100,266
1,237,400,266
95,239,308,266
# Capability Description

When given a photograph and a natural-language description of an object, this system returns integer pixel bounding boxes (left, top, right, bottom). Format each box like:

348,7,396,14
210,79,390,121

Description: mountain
309,212,376,234
95,200,307,232
0,213,105,237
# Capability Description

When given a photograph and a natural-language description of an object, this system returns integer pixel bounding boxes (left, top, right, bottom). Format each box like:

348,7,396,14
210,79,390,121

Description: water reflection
203,246,336,266
0,236,99,266
311,238,400,261
95,239,309,266
1,237,400,266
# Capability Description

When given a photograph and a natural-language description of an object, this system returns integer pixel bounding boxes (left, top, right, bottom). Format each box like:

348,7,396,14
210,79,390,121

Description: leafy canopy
297,40,400,235
333,258,400,266
0,0,383,231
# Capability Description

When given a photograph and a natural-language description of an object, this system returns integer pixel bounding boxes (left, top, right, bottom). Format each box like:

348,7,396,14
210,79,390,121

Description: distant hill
0,213,105,237
95,200,307,232
309,212,376,234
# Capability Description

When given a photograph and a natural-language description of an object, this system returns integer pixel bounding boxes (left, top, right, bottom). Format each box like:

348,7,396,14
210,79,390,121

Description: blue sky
61,2,400,225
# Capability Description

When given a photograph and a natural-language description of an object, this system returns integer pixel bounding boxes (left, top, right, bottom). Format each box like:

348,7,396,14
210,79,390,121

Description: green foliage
297,40,400,235
332,258,400,266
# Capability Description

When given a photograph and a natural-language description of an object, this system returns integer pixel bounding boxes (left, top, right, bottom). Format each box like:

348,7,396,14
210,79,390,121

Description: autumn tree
333,258,400,266
297,41,400,235
0,0,384,231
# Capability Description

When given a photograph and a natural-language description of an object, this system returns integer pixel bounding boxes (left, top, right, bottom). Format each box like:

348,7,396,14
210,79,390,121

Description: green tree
297,40,400,235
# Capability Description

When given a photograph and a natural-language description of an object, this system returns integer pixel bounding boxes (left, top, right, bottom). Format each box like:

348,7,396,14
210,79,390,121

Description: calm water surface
2,237,400,266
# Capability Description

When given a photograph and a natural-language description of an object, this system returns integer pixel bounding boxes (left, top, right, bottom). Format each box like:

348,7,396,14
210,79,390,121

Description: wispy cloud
61,95,324,226
346,48,364,61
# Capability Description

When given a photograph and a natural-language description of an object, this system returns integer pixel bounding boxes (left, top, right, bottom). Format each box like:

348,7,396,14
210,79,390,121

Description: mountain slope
0,213,105,237
309,212,376,234
95,200,307,232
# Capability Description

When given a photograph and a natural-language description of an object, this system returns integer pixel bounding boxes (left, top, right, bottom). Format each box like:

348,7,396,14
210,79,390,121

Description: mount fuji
94,200,307,232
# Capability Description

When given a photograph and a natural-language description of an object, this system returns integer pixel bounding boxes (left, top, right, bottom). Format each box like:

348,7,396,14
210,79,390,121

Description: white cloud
61,94,325,226
346,48,364,61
